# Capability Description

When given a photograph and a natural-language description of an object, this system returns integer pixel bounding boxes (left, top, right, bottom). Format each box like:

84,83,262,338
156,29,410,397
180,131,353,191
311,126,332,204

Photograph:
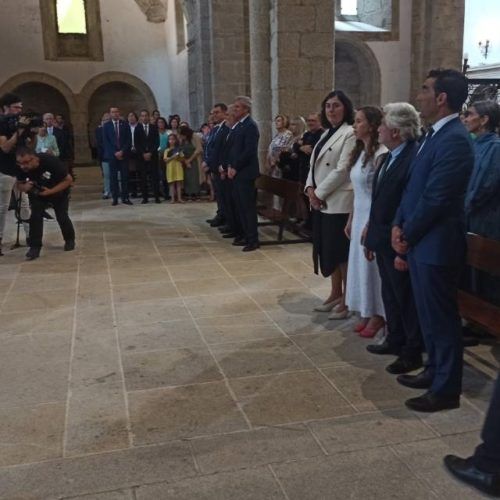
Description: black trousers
139,157,160,200
376,250,423,359
223,178,243,237
29,192,75,248
211,172,226,220
109,158,129,201
474,373,500,473
233,176,259,244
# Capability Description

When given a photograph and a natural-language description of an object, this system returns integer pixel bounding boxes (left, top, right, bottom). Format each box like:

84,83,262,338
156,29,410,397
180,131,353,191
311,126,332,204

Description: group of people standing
95,109,208,205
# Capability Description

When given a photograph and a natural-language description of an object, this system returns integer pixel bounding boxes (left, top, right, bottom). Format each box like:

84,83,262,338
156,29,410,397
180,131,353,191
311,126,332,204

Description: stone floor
0,167,498,500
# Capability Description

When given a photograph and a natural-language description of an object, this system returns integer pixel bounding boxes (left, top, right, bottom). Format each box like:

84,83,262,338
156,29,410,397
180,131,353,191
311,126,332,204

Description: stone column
210,0,251,104
269,0,335,119
410,0,465,101
249,0,272,170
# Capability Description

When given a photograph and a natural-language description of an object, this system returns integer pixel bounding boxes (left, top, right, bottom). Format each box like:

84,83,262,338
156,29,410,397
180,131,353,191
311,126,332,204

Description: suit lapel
315,123,350,163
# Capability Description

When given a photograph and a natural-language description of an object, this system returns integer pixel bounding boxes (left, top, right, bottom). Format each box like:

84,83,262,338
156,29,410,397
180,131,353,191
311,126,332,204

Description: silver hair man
383,102,421,141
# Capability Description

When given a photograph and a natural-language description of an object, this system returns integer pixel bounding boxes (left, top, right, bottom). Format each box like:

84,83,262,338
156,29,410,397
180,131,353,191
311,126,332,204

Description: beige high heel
328,304,352,320
313,297,341,312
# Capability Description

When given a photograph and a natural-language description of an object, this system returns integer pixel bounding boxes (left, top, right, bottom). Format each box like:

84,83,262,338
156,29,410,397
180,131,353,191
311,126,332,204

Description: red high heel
354,321,369,333
359,321,386,338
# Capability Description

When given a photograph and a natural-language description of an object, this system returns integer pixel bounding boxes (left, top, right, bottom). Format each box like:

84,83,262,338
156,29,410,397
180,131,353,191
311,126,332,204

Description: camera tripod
10,189,30,250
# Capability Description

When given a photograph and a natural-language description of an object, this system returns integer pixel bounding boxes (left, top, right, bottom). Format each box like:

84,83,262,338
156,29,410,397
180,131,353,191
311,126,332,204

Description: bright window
56,0,87,34
341,0,357,16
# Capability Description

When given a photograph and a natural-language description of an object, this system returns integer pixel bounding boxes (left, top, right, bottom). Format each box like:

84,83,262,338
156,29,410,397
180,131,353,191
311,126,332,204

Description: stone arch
0,72,77,111
334,36,382,107
79,72,157,112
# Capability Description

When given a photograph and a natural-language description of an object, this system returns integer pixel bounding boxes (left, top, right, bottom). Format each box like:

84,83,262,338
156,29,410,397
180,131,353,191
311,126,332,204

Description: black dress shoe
232,238,246,246
219,226,232,233
405,392,460,413
25,247,41,261
222,232,237,238
366,341,401,356
206,218,215,224
397,369,433,389
242,243,260,252
210,219,224,227
444,455,500,497
386,356,423,375
123,199,133,205
155,198,162,204
64,240,75,252
112,199,118,206
141,199,149,204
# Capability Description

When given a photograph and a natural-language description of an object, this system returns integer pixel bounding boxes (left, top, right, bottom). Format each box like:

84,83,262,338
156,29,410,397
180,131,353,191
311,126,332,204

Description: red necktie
114,121,120,148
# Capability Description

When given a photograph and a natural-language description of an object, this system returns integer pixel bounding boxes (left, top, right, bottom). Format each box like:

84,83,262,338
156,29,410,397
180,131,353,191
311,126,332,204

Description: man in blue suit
227,96,260,252
392,69,474,412
102,106,133,206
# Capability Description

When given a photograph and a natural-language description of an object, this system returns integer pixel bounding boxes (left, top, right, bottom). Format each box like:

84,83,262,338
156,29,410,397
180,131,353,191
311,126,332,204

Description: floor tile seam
62,259,82,458
209,246,360,414
118,334,293,356
303,422,330,457
123,366,330,394
0,400,66,412
103,232,134,449
387,444,442,497
187,440,202,475
145,228,254,432
267,463,292,500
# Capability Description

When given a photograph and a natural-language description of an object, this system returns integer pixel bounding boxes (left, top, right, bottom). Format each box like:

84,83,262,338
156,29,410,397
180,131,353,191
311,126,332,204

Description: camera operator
0,93,31,255
15,147,75,261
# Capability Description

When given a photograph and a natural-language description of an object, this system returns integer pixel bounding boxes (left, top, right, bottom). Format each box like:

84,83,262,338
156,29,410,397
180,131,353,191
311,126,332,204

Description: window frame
40,0,104,61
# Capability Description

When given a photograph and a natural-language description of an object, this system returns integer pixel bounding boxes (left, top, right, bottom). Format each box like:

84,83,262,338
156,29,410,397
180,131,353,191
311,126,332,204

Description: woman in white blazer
305,90,356,317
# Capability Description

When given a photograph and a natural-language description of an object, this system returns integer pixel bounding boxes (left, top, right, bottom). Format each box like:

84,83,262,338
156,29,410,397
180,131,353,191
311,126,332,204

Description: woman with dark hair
169,116,180,135
464,100,500,304
179,125,203,200
305,90,356,317
345,106,387,336
151,109,160,124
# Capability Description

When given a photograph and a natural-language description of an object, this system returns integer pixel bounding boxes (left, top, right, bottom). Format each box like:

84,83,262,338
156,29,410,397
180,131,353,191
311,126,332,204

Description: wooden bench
255,174,311,245
458,233,500,339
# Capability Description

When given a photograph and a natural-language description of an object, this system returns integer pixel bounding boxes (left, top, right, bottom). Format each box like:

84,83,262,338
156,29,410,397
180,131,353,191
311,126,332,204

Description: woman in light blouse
35,126,59,156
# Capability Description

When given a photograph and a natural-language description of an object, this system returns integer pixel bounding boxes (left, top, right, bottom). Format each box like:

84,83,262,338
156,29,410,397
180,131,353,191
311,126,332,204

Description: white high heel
328,304,352,320
313,297,341,312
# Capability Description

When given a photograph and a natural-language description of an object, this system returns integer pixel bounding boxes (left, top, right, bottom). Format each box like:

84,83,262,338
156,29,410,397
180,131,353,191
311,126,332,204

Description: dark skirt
312,211,350,277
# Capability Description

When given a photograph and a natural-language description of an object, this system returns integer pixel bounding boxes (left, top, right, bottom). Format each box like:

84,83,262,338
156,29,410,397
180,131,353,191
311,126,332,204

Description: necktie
145,124,149,136
114,121,120,148
376,152,392,187
417,126,434,156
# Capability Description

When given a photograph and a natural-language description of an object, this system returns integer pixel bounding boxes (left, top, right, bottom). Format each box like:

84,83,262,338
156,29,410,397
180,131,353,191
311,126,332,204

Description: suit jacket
207,123,230,174
305,122,356,214
102,120,132,161
365,141,418,254
50,127,72,161
229,116,260,180
394,117,474,265
135,123,159,157
220,124,236,170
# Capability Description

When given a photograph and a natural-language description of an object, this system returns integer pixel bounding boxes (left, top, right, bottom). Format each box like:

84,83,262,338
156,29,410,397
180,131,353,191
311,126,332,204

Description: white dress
345,148,387,318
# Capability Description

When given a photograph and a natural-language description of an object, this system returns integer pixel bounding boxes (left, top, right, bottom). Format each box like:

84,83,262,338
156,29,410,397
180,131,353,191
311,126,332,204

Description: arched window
39,0,103,60
56,0,87,34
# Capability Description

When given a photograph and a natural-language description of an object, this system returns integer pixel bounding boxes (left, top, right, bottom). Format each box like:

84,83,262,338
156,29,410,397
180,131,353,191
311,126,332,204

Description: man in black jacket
227,96,260,252
364,102,423,374
135,110,161,204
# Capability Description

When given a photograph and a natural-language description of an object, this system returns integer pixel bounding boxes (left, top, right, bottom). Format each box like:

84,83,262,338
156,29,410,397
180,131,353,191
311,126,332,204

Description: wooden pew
458,233,500,338
255,174,311,245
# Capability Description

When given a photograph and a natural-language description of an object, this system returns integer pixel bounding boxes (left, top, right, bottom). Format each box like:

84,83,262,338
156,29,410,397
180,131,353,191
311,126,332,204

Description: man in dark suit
102,106,133,206
204,103,228,227
392,69,474,412
135,110,161,204
444,374,500,496
364,102,423,375
227,96,260,252
218,105,243,241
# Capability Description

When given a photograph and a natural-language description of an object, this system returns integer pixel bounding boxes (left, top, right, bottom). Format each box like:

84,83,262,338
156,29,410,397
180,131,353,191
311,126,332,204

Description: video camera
0,111,44,133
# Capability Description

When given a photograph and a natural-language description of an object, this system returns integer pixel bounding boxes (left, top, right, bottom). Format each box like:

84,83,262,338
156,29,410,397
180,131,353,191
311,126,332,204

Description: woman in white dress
345,106,387,337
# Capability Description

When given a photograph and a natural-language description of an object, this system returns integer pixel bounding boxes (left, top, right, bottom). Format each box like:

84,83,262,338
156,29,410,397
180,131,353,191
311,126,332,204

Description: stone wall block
300,33,333,58
277,33,300,58
276,5,316,32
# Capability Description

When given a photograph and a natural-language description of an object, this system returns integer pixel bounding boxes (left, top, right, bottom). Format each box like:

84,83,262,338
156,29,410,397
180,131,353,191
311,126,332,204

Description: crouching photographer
15,147,75,261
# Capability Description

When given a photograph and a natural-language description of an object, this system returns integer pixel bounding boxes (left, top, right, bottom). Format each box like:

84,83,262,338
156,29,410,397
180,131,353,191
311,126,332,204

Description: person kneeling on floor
15,147,75,261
